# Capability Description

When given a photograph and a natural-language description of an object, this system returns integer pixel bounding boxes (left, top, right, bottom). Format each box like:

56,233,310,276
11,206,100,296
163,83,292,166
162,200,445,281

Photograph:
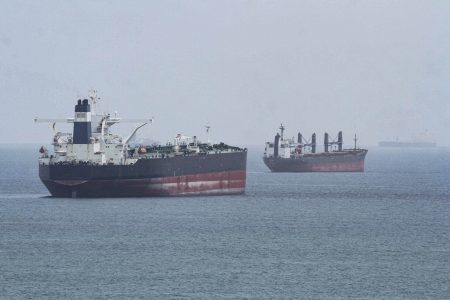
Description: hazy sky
1,0,449,147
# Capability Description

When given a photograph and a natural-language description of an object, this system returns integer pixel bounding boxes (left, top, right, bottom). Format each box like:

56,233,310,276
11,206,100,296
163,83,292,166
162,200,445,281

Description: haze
1,1,449,147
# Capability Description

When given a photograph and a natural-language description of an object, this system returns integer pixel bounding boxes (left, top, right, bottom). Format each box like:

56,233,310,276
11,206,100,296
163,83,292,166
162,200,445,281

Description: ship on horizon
263,124,367,172
378,137,436,148
35,91,247,198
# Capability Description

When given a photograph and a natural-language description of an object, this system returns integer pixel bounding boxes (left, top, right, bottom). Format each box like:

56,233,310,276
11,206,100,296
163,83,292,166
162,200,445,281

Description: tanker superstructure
263,124,367,172
36,93,247,198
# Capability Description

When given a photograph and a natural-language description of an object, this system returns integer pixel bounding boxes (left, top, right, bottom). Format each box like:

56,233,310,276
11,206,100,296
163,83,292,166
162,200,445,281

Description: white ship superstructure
36,92,152,166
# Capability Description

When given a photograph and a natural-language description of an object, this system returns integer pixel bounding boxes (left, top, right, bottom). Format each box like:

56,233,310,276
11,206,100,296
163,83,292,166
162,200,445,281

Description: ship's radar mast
88,89,100,115
205,124,211,144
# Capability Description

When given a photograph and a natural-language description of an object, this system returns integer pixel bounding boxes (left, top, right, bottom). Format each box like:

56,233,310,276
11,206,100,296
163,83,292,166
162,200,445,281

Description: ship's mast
88,89,99,115
279,124,285,141
354,134,358,150
205,125,211,144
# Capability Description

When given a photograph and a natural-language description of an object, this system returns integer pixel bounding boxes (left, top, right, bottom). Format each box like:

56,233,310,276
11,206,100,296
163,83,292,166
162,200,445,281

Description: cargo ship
36,92,247,198
263,124,367,172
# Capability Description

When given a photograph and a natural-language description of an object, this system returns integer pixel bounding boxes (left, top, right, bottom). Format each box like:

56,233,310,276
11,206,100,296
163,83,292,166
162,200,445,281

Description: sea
1,145,449,299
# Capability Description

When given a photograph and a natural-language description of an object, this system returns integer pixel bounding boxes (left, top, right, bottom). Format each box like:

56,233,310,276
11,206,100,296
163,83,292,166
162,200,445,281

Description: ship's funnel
324,132,329,152
311,133,316,153
297,132,302,144
338,131,343,151
73,99,92,144
274,133,280,158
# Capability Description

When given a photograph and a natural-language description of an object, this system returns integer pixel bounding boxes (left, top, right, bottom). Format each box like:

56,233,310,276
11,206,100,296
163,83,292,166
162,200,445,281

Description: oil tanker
36,92,247,198
263,125,367,172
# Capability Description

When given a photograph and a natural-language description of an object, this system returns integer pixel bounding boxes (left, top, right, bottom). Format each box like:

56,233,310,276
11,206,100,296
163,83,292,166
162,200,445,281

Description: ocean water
1,145,450,299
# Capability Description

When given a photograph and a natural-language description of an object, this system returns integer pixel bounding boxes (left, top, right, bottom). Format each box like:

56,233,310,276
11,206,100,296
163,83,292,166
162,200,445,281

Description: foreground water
1,146,449,299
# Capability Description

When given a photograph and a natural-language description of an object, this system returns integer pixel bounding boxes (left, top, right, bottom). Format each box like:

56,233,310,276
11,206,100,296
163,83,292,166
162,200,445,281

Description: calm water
1,145,450,299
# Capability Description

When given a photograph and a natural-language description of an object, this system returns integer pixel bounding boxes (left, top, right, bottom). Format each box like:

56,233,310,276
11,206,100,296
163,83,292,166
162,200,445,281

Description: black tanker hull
39,151,247,198
263,150,367,172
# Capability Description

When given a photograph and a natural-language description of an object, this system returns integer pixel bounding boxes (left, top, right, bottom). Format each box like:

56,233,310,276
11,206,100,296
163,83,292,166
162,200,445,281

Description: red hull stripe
310,161,364,172
47,170,246,197
267,160,365,172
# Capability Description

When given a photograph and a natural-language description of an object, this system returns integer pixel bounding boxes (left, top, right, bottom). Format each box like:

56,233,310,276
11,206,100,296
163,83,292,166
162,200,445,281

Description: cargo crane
324,131,343,152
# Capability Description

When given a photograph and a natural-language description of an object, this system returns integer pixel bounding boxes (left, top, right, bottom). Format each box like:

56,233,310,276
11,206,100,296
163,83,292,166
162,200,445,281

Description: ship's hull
263,150,367,172
39,151,247,198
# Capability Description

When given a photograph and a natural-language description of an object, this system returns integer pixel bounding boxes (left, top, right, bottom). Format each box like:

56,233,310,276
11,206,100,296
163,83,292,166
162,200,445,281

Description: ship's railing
127,145,246,159
128,142,245,158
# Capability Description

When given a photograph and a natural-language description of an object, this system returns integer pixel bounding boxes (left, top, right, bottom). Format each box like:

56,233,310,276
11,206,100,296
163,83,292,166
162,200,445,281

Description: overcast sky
1,0,449,147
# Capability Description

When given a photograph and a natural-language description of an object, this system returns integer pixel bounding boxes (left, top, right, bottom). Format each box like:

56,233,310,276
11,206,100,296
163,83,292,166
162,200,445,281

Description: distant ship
35,91,247,198
378,140,436,148
263,124,368,172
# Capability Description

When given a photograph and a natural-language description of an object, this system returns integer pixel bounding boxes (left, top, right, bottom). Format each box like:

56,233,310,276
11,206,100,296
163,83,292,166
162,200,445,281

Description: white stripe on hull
148,179,244,190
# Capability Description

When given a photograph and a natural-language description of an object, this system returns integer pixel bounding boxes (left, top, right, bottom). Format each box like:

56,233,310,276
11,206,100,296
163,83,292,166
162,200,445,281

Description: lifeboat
137,146,147,154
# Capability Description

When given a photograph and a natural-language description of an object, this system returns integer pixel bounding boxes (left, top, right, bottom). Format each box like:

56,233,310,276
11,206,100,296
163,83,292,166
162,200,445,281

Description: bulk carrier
36,92,247,198
263,124,367,172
